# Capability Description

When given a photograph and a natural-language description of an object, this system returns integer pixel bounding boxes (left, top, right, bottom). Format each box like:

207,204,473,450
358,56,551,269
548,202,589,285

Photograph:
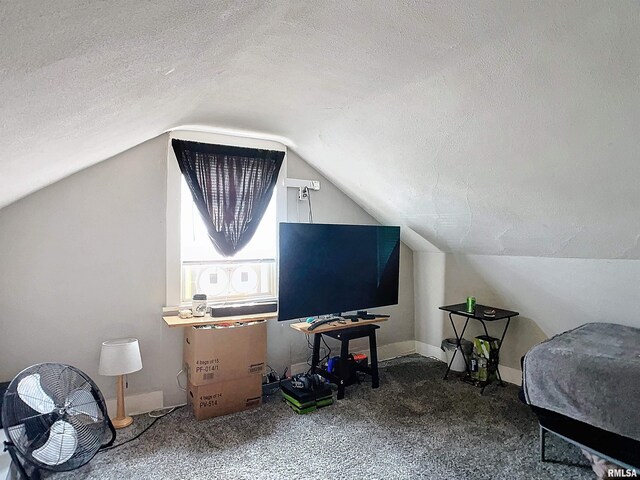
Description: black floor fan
2,363,116,479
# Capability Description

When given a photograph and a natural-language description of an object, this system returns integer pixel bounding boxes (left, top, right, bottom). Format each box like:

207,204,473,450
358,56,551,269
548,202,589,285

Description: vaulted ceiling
2,1,639,258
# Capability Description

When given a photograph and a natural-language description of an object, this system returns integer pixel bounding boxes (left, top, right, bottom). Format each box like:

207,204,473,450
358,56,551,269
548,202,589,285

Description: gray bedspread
523,322,640,441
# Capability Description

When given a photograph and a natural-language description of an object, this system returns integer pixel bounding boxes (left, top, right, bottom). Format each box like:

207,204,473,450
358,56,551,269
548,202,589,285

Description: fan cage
2,363,113,472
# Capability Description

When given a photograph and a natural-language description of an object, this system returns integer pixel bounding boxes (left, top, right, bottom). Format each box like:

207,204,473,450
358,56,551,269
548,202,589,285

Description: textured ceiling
1,1,639,258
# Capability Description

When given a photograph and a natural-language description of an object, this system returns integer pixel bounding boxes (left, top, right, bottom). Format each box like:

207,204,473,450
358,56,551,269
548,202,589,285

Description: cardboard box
187,376,262,420
183,321,267,385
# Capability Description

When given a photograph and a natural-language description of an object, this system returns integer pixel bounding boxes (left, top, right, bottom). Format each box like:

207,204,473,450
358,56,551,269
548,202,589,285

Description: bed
522,322,640,471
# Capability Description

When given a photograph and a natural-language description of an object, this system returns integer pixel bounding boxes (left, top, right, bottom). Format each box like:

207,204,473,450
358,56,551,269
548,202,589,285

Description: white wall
414,252,447,356
0,134,180,405
415,252,640,372
0,135,414,409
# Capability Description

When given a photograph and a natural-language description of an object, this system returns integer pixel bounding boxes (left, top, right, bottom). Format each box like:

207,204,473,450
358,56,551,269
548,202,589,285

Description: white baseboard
498,365,522,386
290,339,416,375
415,341,446,362
372,339,416,361
105,390,164,418
414,341,522,386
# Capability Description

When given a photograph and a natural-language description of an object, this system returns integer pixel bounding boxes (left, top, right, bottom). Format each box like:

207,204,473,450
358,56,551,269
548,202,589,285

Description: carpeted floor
51,355,594,479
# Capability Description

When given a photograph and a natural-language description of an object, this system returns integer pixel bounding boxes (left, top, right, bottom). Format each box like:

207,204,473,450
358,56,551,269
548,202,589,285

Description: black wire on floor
99,406,184,452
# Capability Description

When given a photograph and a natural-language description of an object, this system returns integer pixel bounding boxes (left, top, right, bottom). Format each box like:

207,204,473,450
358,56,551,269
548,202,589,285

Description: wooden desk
289,316,388,334
290,316,388,399
163,312,277,328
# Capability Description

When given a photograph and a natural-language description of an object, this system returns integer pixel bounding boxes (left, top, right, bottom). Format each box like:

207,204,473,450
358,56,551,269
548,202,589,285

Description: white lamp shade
98,338,143,376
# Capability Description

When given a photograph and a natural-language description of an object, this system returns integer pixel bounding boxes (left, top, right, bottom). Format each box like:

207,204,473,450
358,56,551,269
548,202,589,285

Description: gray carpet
51,356,594,479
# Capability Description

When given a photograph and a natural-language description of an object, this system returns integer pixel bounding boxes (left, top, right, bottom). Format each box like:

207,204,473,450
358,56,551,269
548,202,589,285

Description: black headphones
291,373,325,391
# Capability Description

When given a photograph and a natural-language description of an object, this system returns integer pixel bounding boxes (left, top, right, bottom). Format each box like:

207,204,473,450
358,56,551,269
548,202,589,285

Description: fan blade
31,420,78,466
17,374,56,414
66,389,100,421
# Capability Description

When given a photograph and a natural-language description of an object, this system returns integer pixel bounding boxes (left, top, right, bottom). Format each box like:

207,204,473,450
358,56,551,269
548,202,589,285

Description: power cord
262,365,288,396
307,189,313,223
99,406,183,452
176,369,186,391
305,334,315,372
148,406,179,419
320,335,332,366
304,333,331,373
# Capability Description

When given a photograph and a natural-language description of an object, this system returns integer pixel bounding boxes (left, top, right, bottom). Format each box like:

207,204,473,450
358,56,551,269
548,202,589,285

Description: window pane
181,260,276,304
180,178,277,304
180,178,276,262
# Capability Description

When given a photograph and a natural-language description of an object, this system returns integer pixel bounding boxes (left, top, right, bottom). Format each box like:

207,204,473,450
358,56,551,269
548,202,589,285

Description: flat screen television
278,223,400,321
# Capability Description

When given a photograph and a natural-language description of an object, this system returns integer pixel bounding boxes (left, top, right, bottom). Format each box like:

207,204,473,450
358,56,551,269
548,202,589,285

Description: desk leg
498,317,511,347
443,314,470,380
337,337,349,400
369,330,379,389
311,333,321,374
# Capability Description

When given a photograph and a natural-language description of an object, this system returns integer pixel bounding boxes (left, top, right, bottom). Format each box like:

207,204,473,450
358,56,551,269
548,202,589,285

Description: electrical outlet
286,178,320,197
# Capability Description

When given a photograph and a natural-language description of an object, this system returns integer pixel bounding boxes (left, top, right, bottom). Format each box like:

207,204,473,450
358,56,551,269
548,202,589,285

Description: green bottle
466,296,476,313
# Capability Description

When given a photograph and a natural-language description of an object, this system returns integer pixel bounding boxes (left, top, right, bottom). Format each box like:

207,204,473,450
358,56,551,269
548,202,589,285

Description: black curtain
172,139,284,257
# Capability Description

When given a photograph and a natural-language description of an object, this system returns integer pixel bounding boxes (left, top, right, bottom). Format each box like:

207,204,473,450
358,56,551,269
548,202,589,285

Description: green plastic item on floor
316,397,334,408
285,400,317,415
282,390,333,414
281,391,316,409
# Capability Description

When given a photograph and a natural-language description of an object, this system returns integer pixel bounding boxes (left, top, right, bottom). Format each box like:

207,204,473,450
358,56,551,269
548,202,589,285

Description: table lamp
98,338,143,429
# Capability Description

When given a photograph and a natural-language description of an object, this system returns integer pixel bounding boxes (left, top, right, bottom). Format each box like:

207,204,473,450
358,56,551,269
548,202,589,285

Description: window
165,129,287,309
179,178,277,305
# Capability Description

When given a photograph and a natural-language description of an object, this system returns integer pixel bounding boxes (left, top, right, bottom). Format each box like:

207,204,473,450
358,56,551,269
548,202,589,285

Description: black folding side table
439,303,519,393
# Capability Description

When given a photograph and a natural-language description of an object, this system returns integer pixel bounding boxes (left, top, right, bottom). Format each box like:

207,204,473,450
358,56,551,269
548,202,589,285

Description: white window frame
165,128,288,309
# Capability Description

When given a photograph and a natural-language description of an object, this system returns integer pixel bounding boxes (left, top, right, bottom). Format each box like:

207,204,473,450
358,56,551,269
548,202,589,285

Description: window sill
162,297,278,316
163,311,277,328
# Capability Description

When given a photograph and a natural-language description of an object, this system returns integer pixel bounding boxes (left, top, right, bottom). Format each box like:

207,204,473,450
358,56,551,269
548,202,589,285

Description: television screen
278,223,400,321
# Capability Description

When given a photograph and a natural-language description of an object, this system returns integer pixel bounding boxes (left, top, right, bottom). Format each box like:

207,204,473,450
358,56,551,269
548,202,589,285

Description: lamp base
112,415,133,429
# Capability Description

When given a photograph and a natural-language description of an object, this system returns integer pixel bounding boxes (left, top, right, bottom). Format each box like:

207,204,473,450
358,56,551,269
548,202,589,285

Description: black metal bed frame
533,406,639,473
